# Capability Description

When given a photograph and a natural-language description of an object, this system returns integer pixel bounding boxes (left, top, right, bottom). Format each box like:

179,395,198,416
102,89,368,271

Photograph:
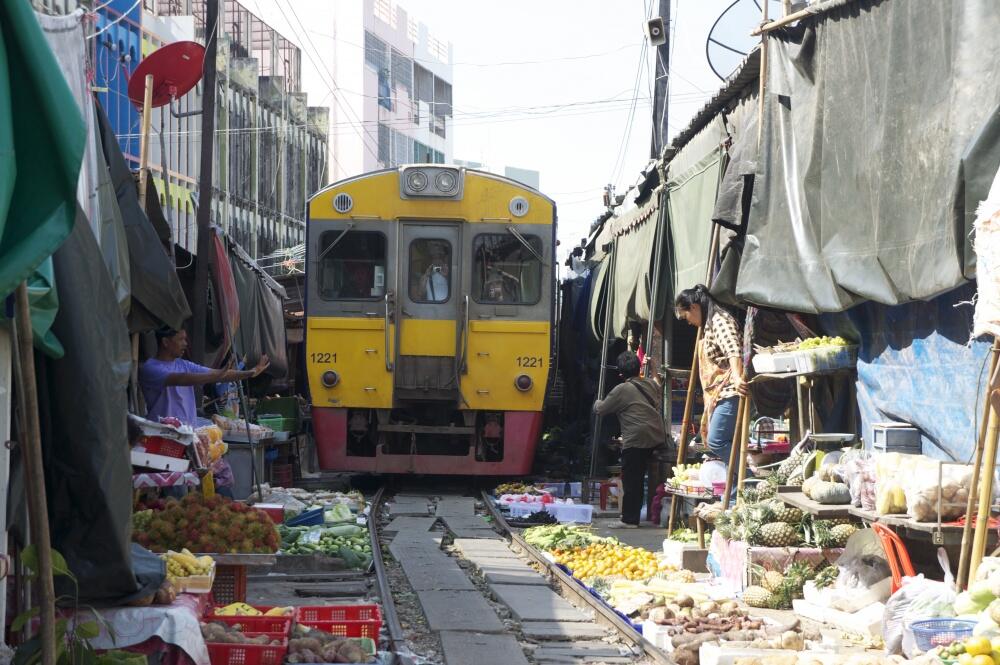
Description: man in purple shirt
139,328,269,425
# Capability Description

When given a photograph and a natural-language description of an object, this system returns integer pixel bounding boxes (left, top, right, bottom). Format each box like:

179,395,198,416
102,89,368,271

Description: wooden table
776,486,853,518
664,487,717,547
849,507,999,547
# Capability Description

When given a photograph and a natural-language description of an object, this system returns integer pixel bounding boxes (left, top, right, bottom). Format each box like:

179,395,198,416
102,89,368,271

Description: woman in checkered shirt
675,285,748,467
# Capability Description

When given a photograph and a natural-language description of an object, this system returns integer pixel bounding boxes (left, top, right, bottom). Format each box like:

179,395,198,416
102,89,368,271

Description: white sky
250,0,773,256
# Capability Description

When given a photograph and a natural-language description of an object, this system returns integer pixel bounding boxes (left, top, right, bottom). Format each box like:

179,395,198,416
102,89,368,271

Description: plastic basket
204,611,292,636
142,436,188,458
211,565,248,605
910,619,976,651
286,508,324,527
206,640,287,665
272,464,293,487
295,605,382,639
257,415,295,433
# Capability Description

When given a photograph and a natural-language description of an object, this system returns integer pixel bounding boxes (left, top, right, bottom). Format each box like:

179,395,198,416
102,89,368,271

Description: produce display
523,524,616,551
288,625,374,664
278,524,372,567
935,636,1000,665
669,463,703,488
648,598,764,635
668,528,703,543
550,542,666,581
212,603,293,617
133,493,280,554
200,622,284,645
495,482,535,495
797,336,850,350
161,549,213,583
743,562,821,610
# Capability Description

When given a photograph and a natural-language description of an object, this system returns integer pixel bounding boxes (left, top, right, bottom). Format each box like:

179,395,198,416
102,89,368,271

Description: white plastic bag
903,457,974,522
883,548,956,656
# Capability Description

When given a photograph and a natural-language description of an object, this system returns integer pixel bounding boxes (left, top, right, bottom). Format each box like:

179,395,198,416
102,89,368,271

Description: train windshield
408,239,452,303
473,233,543,304
318,230,387,300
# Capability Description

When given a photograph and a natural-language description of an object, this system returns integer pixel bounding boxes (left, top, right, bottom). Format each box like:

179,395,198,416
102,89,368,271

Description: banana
264,606,293,617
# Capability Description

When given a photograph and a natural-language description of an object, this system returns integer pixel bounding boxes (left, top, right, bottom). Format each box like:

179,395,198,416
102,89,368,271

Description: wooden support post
13,283,56,665
959,341,1000,588
722,395,747,507
735,394,753,495
667,330,702,532
137,74,154,209
970,341,1000,583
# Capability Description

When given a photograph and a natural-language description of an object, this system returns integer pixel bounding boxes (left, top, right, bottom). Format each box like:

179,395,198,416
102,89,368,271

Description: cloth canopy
0,0,84,350
228,239,288,378
666,115,726,296
737,0,1000,313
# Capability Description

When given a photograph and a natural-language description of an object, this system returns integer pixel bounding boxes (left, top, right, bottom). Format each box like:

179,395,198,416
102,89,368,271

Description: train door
393,223,462,402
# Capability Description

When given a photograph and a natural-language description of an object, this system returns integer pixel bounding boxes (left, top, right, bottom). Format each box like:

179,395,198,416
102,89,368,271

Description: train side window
408,238,452,303
318,230,387,300
472,233,543,305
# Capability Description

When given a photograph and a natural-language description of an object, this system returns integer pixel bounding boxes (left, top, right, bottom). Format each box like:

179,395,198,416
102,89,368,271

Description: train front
305,165,556,475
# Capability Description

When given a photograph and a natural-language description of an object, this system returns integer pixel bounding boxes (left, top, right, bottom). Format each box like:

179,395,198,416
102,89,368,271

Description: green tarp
666,116,726,296
737,0,1000,313
0,0,84,300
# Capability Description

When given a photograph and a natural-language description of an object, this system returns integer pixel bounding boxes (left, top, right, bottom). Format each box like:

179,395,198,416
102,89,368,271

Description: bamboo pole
970,345,1000,583
722,395,748,507
958,341,1000,588
136,74,154,208
756,0,770,152
735,393,753,495
752,6,813,36
13,283,56,665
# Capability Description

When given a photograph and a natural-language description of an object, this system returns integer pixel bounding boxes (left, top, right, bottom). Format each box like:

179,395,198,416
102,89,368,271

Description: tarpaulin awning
737,0,1000,313
94,100,191,333
0,0,84,307
228,238,288,378
666,115,727,296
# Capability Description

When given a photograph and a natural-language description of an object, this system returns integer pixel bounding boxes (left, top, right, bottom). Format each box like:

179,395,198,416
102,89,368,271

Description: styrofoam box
752,352,798,374
791,598,885,637
538,482,583,498
699,641,801,665
131,450,191,472
507,501,593,523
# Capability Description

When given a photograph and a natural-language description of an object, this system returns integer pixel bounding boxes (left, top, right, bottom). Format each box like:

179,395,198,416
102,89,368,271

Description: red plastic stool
599,478,622,511
872,523,916,594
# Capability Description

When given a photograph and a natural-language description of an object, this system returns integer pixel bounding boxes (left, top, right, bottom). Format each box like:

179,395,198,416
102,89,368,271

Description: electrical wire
87,0,142,40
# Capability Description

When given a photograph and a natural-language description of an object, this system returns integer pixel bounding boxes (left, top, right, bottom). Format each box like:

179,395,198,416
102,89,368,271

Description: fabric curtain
666,116,726,296
737,0,1000,313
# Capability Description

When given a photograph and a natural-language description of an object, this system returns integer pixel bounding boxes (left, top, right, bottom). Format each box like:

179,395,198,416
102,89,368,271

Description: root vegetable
781,631,804,650
676,594,695,608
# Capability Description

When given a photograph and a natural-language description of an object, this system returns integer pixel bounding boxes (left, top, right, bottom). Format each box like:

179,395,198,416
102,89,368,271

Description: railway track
368,486,673,665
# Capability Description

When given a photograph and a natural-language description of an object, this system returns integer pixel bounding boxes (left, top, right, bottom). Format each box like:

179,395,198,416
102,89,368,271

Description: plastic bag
903,457,974,522
841,450,876,509
884,548,956,656
838,554,892,590
875,453,919,515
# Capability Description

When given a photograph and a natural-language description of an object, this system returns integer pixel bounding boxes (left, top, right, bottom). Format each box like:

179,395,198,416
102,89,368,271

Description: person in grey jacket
594,351,666,528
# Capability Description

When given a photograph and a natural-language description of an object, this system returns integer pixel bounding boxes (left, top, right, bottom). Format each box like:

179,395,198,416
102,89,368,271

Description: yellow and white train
305,165,556,475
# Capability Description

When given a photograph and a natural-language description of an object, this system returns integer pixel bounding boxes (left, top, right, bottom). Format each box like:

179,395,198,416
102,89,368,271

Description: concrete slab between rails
479,566,548,586
489,584,591,622
384,516,438,532
439,631,530,665
415,589,505,633
435,498,477,516
388,541,448,564
519,622,611,640
400,560,477,591
451,538,515,556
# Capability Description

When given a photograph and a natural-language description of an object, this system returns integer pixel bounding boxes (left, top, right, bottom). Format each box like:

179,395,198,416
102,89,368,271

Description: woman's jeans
707,396,740,465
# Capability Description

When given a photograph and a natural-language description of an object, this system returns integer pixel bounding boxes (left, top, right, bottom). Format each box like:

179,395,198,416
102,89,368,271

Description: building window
408,239,451,303
378,67,392,111
364,31,388,72
318,230,387,301
391,49,413,97
378,123,390,164
472,233,543,305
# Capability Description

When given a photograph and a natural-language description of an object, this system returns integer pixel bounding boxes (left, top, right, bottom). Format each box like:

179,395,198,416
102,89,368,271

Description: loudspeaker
646,17,666,46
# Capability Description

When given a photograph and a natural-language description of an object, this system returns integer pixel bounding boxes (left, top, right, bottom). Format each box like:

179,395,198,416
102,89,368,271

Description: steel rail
480,491,674,665
368,487,406,653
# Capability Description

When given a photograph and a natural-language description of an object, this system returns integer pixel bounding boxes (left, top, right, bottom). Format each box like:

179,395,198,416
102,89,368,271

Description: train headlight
399,166,464,199
514,374,533,392
321,370,340,388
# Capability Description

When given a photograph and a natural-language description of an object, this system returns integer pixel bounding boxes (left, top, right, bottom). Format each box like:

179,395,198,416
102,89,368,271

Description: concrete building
455,160,542,191
31,0,329,258
327,0,454,179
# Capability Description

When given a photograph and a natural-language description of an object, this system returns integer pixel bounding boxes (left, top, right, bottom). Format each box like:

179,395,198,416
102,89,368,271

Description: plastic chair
872,523,916,594
599,478,622,511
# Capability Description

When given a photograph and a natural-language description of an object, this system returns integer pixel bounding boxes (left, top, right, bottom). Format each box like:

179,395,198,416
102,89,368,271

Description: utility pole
191,0,219,364
650,0,671,158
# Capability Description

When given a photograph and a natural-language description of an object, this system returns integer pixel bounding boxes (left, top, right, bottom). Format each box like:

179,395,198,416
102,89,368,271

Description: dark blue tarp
822,283,990,462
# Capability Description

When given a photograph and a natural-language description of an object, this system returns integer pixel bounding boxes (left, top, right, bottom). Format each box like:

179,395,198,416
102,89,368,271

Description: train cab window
473,233,543,305
408,239,452,303
318,230,387,300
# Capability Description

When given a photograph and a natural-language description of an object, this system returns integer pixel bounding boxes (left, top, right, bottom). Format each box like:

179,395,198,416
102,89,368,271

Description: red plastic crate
211,565,247,605
206,640,287,665
271,464,293,487
142,436,188,458
203,614,291,636
295,605,382,639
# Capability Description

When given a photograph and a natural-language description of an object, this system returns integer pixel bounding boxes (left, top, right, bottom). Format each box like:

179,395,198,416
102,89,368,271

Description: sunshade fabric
737,0,1000,313
0,0,84,312
609,200,659,338
666,116,726,296
229,239,288,378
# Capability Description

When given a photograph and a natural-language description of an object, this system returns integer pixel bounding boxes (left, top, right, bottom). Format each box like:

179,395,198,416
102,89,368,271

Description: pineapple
774,450,806,484
829,523,858,548
742,585,773,608
766,499,803,524
786,472,804,486
813,565,839,589
757,522,800,547
761,570,785,592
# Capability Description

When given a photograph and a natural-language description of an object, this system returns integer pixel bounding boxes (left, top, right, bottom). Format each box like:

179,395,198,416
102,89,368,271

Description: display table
709,532,843,591
664,487,716,546
79,594,209,665
775,487,853,518
849,506,1000,546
